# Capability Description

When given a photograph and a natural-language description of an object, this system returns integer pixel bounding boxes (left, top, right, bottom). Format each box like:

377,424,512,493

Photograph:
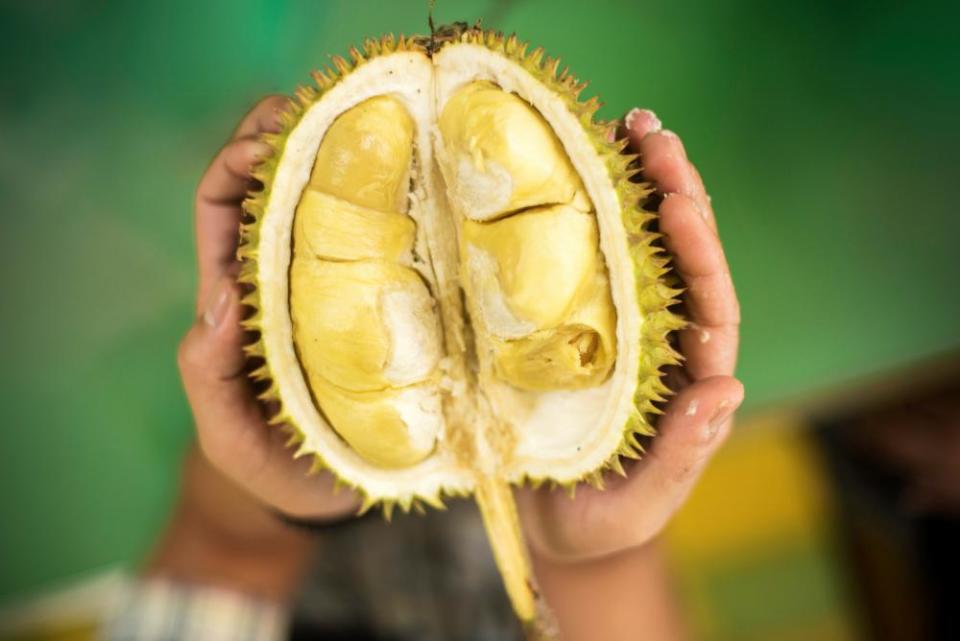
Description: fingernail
625,108,662,134
203,280,233,328
705,400,736,440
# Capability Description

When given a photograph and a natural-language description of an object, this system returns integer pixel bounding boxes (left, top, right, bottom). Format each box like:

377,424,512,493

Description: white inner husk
258,45,642,501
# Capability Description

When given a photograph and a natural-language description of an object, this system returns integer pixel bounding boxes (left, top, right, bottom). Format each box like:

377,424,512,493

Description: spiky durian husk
237,26,684,513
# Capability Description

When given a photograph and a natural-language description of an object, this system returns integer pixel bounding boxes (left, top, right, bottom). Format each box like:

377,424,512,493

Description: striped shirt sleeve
99,578,289,641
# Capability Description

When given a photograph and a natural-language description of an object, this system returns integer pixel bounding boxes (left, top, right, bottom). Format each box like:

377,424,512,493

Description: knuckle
258,93,288,109
195,429,228,472
176,328,204,374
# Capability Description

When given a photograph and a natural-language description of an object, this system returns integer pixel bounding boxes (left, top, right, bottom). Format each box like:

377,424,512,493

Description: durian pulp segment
436,78,623,466
290,80,622,475
437,80,588,221
459,203,617,391
290,94,445,469
294,189,416,263
308,94,414,213
433,44,647,481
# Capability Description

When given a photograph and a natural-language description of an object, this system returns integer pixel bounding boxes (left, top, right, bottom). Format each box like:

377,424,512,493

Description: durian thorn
609,457,627,477
311,69,334,89
526,46,545,68
357,495,377,516
267,409,287,427
475,476,539,626
544,57,561,78
330,55,351,76
255,381,278,402
382,500,396,522
284,430,302,448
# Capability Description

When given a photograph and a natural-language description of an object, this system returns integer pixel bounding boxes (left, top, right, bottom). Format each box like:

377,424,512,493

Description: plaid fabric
100,501,520,641
99,578,288,641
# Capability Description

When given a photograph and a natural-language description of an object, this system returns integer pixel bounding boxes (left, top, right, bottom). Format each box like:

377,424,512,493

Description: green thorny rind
237,26,684,516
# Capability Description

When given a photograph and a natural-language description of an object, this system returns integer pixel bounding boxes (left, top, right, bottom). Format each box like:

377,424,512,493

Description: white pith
257,45,642,502
450,156,513,221
391,385,444,455
462,244,537,339
381,286,442,386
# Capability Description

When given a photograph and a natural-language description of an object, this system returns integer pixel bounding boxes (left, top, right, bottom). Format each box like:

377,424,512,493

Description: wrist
532,540,686,641
530,536,661,572
145,447,315,602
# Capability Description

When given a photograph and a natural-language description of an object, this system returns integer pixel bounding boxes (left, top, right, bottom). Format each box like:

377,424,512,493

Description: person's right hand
177,96,360,520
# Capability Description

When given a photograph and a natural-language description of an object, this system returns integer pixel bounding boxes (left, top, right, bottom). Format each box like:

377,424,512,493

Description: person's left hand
517,109,744,563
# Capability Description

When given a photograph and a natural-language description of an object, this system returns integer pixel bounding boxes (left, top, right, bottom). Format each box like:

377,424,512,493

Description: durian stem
476,476,555,639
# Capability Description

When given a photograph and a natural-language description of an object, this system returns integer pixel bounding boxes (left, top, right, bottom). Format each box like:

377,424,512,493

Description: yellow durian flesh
290,95,442,468
294,189,415,262
289,259,441,392
447,90,617,392
438,80,588,221
289,82,620,465
491,271,617,391
306,377,442,468
461,203,601,337
308,94,414,213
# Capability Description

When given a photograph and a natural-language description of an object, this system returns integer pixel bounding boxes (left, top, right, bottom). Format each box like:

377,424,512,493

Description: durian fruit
240,24,682,637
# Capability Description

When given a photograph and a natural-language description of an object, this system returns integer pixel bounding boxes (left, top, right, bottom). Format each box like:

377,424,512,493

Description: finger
196,137,273,208
194,137,273,312
178,276,297,495
178,276,362,518
232,94,289,139
619,376,744,533
622,107,662,140
659,193,740,378
178,276,266,469
633,129,716,230
520,377,744,561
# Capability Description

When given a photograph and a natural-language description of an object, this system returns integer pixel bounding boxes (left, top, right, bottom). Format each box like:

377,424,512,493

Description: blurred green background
1,0,957,621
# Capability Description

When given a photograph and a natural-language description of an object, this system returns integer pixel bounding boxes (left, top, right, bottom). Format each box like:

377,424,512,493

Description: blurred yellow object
4,625,96,641
664,413,860,641
667,413,831,560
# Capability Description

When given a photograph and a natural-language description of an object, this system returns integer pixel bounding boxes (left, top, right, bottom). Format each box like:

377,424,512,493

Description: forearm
145,447,315,602
534,541,687,641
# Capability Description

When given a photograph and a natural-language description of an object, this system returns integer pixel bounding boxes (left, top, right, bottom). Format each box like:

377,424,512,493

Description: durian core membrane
259,44,647,501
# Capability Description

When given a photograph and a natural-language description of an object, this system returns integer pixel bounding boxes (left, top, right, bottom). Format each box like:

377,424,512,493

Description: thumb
608,375,743,540
179,275,247,382
177,275,263,466
634,376,744,498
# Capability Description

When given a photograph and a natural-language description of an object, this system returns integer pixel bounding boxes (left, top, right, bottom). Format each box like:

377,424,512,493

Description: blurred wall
1,0,958,602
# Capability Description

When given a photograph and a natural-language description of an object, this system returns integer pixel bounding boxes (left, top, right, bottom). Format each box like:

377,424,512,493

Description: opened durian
240,23,682,634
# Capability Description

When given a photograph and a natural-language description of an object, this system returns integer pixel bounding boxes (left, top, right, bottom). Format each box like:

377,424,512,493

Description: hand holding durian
177,25,742,639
